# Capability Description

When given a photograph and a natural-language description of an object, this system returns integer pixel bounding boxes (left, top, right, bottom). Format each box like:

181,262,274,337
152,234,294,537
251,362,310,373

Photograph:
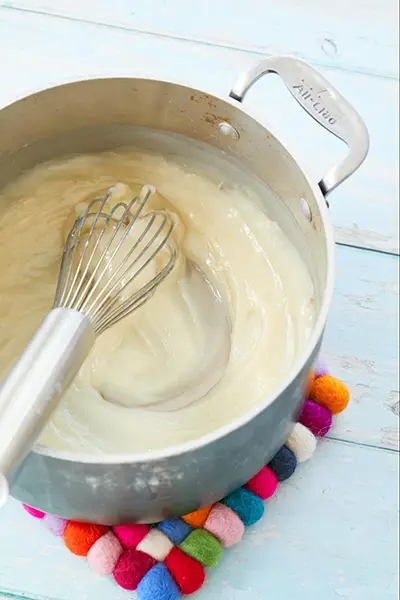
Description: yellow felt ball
310,375,350,414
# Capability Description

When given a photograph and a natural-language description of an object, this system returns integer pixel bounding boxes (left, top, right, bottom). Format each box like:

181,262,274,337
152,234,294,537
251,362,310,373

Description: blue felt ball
268,445,297,482
157,517,192,545
137,563,180,600
222,487,264,526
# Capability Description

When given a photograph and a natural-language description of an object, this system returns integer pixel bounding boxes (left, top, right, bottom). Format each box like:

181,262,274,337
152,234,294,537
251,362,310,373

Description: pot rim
1,76,336,465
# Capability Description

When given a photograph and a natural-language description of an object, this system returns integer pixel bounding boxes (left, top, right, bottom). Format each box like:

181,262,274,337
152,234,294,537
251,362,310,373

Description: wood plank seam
326,434,399,453
1,4,398,81
335,241,399,258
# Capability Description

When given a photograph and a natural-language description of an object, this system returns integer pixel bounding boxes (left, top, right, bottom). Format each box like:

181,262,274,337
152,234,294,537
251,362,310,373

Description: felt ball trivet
22,361,349,599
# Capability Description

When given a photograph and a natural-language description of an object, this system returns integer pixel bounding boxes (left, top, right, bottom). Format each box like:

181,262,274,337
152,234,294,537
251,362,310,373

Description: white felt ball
286,422,317,462
137,528,174,562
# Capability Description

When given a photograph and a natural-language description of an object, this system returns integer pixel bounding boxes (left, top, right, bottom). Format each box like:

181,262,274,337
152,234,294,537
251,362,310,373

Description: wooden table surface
0,2,398,599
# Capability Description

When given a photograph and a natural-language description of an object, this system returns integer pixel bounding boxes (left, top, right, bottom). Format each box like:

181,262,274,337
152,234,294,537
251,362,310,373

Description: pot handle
229,56,369,198
0,308,94,506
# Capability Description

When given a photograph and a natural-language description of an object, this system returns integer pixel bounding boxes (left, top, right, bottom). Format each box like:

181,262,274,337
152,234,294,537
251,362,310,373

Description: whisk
0,184,177,503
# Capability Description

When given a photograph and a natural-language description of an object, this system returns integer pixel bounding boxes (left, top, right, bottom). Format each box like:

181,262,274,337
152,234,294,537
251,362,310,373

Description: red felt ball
113,548,157,590
244,466,278,500
164,546,205,594
63,521,109,556
112,524,150,549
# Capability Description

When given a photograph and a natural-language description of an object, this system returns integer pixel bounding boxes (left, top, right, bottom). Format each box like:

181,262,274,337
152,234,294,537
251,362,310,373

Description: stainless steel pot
0,56,369,524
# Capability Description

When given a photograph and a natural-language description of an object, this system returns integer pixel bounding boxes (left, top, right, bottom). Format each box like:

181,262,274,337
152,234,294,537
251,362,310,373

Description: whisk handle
0,308,95,505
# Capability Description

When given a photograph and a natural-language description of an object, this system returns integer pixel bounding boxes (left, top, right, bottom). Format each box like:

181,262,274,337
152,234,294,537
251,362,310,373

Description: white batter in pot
0,148,315,454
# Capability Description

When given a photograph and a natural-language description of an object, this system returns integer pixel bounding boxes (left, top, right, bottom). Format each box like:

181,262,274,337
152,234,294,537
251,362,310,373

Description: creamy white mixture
0,149,315,454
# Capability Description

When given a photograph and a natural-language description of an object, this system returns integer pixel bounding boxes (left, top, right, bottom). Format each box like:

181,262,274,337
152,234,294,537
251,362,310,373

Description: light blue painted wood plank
0,441,398,600
0,9,398,253
323,245,399,450
1,0,398,79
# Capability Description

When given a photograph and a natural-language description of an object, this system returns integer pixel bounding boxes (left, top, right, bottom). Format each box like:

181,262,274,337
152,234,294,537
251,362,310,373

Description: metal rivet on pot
300,197,313,222
218,121,240,140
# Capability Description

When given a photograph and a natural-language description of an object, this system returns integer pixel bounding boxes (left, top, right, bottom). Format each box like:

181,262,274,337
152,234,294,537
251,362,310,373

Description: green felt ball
179,528,222,567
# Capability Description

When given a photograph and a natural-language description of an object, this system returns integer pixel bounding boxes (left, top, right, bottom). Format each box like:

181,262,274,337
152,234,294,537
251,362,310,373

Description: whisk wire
92,216,176,327
88,211,171,320
57,190,112,309
95,247,177,334
81,194,158,318
84,211,158,320
53,184,177,333
75,193,146,314
68,196,127,310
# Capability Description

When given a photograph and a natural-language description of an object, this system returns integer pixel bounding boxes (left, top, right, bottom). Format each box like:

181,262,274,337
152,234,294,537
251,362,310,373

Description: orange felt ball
182,506,212,528
64,521,109,556
310,375,350,414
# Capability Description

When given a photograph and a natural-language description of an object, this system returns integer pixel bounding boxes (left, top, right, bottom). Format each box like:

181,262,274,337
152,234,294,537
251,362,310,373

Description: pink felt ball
112,523,150,549
88,531,123,575
22,504,45,519
244,466,278,500
299,399,332,437
204,503,245,547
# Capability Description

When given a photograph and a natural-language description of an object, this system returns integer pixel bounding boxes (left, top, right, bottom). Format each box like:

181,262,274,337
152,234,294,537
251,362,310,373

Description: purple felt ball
315,359,330,378
299,399,332,437
43,514,67,536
